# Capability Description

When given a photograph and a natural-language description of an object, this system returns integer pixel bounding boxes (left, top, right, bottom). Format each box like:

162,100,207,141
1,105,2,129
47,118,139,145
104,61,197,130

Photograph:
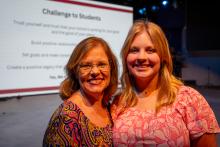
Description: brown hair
118,19,183,112
60,37,118,105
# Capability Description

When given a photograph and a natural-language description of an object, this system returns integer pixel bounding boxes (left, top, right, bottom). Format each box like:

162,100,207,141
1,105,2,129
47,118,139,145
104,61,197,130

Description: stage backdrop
0,0,133,98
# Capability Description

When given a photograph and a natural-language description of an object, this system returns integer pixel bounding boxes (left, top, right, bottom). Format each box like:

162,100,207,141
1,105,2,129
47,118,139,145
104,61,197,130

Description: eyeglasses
79,62,110,74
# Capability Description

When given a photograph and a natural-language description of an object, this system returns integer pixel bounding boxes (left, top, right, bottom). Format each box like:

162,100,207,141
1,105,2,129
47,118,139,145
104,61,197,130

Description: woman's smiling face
78,45,110,97
126,31,161,82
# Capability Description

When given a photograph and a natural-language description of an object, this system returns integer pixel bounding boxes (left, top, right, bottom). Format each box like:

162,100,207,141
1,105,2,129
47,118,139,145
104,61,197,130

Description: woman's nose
90,65,100,76
137,50,148,60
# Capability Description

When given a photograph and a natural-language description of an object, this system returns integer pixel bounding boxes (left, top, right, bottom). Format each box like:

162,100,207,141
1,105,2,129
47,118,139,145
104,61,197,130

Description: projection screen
0,0,133,98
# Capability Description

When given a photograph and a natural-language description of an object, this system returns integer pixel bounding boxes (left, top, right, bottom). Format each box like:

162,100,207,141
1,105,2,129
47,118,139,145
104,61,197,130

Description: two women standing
43,20,220,146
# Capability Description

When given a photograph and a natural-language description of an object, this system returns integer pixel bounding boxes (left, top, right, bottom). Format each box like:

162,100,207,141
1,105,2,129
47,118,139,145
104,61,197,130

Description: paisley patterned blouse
112,86,220,146
43,100,113,147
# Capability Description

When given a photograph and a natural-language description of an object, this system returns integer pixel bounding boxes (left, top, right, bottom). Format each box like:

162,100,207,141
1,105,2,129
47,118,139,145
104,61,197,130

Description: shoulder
176,85,205,104
43,101,82,146
174,85,215,122
174,85,213,113
61,100,83,119
175,86,220,139
178,85,201,96
47,100,83,127
173,85,211,119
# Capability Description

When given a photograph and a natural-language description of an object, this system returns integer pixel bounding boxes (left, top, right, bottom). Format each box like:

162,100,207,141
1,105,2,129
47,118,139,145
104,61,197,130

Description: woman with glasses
43,37,118,146
111,20,220,146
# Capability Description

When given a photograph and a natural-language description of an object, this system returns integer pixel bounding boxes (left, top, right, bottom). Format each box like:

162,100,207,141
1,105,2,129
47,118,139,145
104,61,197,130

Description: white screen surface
0,0,133,98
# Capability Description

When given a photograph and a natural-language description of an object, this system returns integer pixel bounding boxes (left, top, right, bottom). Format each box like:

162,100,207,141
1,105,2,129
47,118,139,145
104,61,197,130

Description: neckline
64,100,112,128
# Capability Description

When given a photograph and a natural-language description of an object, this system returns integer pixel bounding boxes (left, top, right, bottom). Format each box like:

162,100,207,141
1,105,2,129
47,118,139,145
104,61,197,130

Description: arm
191,133,217,147
176,87,220,146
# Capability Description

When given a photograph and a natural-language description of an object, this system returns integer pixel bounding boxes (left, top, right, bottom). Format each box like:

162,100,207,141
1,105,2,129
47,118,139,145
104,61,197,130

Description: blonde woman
111,20,220,146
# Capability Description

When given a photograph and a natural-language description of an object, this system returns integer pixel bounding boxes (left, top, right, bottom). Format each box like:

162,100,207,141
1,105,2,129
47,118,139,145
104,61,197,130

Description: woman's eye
80,64,91,69
98,63,108,68
147,48,156,53
129,47,138,53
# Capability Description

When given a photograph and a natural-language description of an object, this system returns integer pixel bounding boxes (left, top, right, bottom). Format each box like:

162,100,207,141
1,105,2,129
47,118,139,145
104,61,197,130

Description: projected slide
0,0,133,98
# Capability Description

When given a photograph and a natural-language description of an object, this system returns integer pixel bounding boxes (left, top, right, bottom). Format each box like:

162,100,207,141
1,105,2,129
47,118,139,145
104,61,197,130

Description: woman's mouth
133,64,153,68
88,78,103,84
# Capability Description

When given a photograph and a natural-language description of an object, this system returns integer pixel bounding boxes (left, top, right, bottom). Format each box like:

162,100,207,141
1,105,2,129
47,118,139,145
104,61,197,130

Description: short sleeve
43,102,82,147
176,86,220,140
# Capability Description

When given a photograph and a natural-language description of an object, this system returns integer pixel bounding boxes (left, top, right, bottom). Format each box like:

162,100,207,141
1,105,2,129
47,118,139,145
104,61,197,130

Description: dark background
94,0,220,55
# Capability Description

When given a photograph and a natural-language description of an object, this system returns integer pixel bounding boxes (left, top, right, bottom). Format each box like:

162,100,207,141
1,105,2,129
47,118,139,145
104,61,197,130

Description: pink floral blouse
112,86,220,146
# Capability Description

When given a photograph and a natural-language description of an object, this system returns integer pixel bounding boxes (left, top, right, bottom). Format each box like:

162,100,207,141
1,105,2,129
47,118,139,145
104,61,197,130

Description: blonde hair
118,19,183,112
60,37,118,105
